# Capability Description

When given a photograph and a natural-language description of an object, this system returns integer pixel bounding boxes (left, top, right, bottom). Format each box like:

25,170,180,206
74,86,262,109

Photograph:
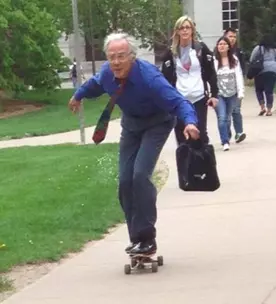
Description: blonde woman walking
161,15,218,146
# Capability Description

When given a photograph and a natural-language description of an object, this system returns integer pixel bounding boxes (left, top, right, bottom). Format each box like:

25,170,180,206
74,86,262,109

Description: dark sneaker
235,133,246,143
258,109,266,116
125,243,138,254
130,240,157,256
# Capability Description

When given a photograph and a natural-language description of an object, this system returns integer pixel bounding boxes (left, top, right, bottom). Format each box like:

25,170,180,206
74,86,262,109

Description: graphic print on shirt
180,46,191,71
175,48,205,104
217,66,237,97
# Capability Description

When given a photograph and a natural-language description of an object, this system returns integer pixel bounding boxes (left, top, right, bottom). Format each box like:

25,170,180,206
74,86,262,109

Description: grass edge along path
0,144,169,292
0,276,13,293
0,89,121,140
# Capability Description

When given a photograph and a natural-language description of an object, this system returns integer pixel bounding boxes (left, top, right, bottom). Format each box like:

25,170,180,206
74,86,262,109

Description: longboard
124,254,164,275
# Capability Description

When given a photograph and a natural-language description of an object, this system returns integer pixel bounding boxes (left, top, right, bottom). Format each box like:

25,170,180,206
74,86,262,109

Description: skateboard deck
124,254,164,275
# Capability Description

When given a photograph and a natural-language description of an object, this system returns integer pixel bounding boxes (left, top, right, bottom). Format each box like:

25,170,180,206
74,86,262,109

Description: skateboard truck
124,254,164,275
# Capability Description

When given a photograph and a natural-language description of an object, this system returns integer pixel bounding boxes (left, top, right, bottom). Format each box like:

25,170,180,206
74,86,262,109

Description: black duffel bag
247,46,264,80
176,142,220,192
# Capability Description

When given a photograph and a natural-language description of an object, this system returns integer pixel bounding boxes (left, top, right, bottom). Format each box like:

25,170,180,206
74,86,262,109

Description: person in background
224,28,245,73
249,34,276,116
69,32,199,256
224,27,246,144
161,15,218,147
213,36,244,151
69,58,85,88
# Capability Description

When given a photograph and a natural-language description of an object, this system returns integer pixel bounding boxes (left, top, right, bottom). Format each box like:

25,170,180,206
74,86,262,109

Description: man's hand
183,124,200,140
68,97,81,114
207,97,218,108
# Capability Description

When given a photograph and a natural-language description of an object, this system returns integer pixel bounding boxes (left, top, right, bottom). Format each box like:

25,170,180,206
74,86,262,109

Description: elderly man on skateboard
69,32,199,257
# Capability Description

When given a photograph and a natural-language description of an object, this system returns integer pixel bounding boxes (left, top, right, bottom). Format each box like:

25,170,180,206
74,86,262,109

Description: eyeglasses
178,26,192,31
106,52,131,63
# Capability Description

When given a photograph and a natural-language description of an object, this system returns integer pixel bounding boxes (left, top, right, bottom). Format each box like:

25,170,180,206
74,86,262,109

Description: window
222,0,239,31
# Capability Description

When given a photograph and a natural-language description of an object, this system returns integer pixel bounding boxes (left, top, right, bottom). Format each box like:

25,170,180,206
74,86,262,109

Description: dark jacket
233,46,246,75
161,41,218,99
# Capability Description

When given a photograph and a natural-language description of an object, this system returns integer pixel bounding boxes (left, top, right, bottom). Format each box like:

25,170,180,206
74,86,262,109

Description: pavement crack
261,285,276,304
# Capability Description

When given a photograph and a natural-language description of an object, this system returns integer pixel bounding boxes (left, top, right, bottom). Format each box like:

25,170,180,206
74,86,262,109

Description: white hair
103,32,138,57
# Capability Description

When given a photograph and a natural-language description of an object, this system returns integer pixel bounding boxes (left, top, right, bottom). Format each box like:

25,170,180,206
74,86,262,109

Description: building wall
58,33,155,74
58,0,239,64
58,34,154,64
184,0,223,50
184,0,240,50
58,33,86,61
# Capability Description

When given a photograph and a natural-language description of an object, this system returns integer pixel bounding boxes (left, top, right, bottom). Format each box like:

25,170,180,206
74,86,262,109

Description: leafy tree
0,0,68,93
0,0,182,95
35,0,73,35
78,0,182,58
240,0,276,57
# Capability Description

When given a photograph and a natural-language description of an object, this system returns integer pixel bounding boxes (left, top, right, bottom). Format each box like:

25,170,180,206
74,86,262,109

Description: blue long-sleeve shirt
74,59,198,125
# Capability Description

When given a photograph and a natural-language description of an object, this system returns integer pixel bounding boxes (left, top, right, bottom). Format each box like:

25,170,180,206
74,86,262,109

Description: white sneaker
223,143,230,151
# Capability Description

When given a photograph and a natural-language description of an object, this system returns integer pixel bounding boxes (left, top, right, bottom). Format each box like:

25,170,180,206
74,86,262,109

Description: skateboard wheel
131,258,137,268
157,255,164,266
124,264,131,275
152,261,158,273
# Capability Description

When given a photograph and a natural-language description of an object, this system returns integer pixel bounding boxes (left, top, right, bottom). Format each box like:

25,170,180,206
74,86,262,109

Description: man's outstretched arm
69,66,107,113
73,74,105,101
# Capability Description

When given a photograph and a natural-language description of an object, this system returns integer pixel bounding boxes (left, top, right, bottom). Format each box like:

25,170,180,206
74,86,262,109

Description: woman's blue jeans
215,95,237,144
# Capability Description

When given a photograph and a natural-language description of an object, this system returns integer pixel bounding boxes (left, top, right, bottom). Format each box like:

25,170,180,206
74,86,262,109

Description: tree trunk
111,6,119,31
0,90,6,113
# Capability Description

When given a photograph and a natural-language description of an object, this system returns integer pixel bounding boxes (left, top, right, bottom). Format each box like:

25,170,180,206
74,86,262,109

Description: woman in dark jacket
161,15,218,145
250,34,276,116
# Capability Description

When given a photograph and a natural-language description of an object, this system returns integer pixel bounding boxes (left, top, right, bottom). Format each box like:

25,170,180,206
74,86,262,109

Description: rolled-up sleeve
149,75,198,126
74,66,107,101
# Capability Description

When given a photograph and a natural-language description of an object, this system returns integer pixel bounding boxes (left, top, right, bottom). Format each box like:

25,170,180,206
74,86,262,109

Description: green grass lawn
0,144,124,273
0,89,121,140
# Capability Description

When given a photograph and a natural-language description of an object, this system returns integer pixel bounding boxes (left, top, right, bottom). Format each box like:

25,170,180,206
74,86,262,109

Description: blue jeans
72,77,78,88
230,98,243,135
215,95,237,144
254,72,276,108
119,113,175,243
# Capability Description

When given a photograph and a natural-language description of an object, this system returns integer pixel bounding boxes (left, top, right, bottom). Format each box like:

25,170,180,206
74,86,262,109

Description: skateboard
124,253,164,275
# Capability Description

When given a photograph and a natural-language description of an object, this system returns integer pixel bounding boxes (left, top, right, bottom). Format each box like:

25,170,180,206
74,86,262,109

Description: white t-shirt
217,65,237,97
175,46,205,103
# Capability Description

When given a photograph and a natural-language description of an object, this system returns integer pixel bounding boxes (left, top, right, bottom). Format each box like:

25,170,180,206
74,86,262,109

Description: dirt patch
0,263,59,302
0,99,44,119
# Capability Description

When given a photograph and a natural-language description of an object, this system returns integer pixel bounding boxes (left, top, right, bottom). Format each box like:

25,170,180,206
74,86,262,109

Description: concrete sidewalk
2,88,276,303
0,120,122,149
